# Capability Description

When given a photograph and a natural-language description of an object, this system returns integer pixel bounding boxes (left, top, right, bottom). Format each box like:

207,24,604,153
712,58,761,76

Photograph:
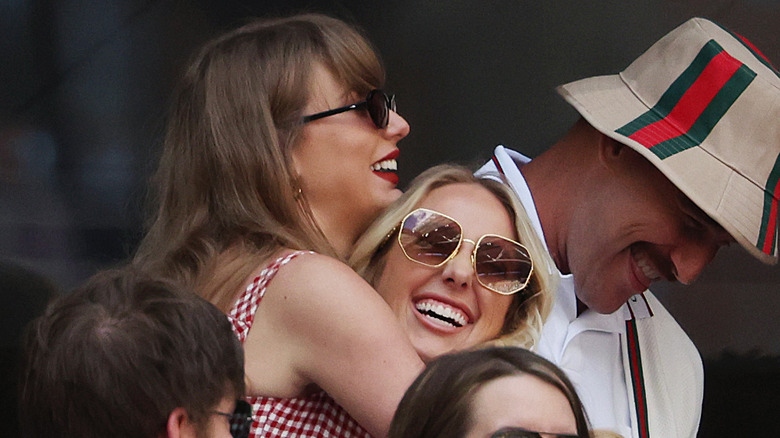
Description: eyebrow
678,194,735,243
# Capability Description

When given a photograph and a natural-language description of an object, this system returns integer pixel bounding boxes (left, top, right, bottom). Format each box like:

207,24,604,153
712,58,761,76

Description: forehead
306,63,354,107
469,374,576,435
416,183,516,238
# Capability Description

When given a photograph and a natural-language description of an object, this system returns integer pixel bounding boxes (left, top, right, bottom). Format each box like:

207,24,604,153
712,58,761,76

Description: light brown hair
134,14,385,310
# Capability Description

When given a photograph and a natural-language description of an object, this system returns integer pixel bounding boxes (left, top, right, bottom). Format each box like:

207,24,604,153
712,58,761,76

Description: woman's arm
243,252,424,438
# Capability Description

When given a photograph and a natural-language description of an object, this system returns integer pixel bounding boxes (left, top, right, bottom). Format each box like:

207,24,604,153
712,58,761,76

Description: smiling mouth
370,158,397,173
371,149,399,173
630,244,662,283
415,300,468,328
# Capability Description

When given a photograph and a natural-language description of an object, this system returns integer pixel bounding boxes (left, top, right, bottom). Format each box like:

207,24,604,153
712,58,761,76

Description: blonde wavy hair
350,164,556,349
133,14,386,312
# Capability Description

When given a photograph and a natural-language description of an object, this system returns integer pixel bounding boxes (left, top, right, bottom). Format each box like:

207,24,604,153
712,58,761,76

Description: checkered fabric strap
248,391,373,438
228,250,314,343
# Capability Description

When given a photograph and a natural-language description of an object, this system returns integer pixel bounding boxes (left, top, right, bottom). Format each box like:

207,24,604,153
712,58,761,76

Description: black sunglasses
490,426,579,438
301,89,396,129
213,399,253,438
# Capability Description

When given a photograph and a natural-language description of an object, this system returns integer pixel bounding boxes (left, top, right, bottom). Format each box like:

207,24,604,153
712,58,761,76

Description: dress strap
228,250,315,342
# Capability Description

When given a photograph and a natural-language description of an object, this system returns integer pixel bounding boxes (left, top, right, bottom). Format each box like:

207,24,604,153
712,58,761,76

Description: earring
294,186,303,200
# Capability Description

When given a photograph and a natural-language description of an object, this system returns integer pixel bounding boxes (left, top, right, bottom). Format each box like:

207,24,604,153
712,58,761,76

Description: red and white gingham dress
228,250,374,438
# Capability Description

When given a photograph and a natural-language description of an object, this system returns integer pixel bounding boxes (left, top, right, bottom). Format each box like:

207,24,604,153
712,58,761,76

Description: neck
523,121,599,275
523,155,571,275
309,206,365,259
576,297,589,316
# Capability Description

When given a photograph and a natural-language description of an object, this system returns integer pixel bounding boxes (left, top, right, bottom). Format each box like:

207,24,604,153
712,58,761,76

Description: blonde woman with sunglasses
134,14,425,438
350,164,556,362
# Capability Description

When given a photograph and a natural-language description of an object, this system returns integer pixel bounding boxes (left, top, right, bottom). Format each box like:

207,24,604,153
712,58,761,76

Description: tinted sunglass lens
400,210,461,266
475,236,533,294
367,90,391,128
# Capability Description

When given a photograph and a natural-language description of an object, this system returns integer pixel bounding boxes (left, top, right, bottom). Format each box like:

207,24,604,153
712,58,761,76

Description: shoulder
259,250,383,319
269,250,369,290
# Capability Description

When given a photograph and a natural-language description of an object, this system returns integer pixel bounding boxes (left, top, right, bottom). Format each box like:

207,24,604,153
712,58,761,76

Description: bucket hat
558,17,780,264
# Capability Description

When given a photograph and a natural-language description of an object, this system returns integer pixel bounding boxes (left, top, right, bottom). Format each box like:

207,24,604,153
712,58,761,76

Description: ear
597,133,624,167
162,407,196,438
597,133,635,177
291,153,302,177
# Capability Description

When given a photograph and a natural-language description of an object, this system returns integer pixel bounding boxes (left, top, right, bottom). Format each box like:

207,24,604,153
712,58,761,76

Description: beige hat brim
558,74,777,264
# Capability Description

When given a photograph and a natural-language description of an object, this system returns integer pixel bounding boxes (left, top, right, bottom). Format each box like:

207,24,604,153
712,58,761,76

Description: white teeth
371,159,397,172
415,301,467,327
633,249,661,281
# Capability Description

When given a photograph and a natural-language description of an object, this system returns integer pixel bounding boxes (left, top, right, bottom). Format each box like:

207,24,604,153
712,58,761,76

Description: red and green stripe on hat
615,39,780,259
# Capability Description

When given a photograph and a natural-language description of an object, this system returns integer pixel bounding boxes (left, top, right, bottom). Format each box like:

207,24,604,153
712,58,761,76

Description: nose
385,110,410,140
441,240,475,290
670,237,720,285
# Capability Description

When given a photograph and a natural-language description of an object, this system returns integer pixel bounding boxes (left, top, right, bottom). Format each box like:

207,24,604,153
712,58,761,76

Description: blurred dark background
1,1,778,436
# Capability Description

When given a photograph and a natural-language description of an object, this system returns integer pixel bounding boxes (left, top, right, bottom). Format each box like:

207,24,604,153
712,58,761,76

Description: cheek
482,293,514,335
375,250,429,306
373,265,398,304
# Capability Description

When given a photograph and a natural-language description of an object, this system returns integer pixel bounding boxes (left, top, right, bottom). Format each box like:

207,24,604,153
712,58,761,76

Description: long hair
134,14,385,311
19,267,245,438
349,164,555,349
387,346,590,438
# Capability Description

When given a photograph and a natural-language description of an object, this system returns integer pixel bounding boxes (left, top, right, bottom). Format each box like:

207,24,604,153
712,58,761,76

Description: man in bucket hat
478,17,779,438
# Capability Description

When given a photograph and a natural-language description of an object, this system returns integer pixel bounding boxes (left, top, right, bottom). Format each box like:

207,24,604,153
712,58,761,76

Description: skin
201,397,238,438
374,183,516,362
465,374,578,438
163,396,234,438
293,63,411,256
527,124,733,313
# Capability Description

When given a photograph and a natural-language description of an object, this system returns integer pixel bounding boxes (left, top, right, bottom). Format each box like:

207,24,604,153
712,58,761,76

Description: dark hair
18,267,245,438
388,346,590,438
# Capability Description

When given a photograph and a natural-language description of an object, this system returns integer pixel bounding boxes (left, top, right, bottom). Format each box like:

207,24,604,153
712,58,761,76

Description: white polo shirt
477,146,696,438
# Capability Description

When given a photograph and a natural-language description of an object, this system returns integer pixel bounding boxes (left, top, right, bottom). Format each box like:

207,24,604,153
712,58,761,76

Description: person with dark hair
133,13,421,438
477,17,780,437
19,268,250,438
388,346,590,438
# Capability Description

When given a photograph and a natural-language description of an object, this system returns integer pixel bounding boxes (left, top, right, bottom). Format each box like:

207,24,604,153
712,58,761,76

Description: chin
577,283,631,314
414,344,452,364
371,188,402,213
416,349,436,364
589,299,628,315
383,187,403,203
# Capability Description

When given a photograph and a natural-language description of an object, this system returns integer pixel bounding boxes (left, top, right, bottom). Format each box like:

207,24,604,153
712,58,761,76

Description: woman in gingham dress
134,14,424,437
